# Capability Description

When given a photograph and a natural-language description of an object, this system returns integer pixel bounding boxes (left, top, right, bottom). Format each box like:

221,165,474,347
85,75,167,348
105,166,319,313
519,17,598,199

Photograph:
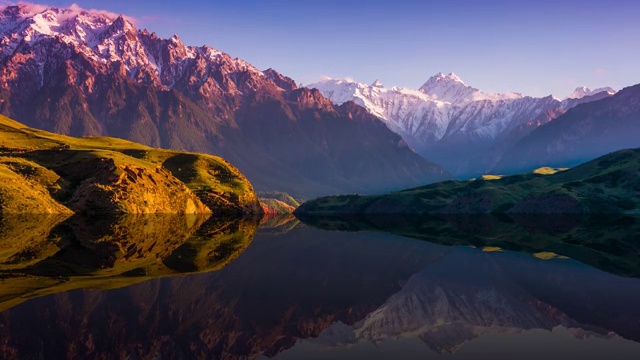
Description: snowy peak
311,72,616,176
419,72,465,92
371,79,384,88
0,4,270,91
565,86,616,100
1,3,132,36
418,72,477,103
418,72,522,103
0,4,137,51
423,72,465,86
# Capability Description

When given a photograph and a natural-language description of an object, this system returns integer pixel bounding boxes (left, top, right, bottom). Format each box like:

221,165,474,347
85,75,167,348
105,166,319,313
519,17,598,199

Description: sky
7,0,640,97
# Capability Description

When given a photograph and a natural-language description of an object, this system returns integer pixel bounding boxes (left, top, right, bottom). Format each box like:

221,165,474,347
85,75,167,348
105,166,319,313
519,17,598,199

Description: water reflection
0,215,639,359
297,214,640,277
0,214,259,311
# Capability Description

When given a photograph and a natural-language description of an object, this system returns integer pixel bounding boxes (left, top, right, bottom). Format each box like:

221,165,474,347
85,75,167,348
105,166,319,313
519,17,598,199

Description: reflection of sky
33,0,640,97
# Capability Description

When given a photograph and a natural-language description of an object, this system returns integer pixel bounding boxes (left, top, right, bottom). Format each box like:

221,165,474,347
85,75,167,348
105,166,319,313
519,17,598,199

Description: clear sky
10,0,640,97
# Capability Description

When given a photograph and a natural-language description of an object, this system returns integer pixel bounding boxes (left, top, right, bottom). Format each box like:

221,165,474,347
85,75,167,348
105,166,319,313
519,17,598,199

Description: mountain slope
0,4,449,197
495,84,640,173
0,115,261,215
309,74,615,176
296,147,640,215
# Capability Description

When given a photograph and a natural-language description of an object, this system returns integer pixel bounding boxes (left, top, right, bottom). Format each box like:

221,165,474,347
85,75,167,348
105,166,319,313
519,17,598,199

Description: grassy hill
0,115,261,215
296,148,640,215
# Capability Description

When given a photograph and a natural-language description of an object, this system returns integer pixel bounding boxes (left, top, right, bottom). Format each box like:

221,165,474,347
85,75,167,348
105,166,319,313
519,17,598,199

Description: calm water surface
0,214,639,359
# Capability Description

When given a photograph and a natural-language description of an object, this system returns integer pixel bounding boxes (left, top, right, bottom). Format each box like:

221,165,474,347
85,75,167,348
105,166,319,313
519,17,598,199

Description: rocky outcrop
67,159,210,215
162,153,262,216
0,116,261,215
260,199,296,215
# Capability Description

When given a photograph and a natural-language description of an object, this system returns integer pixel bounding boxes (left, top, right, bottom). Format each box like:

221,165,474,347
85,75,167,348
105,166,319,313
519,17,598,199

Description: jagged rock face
0,4,449,197
66,158,211,215
310,74,616,177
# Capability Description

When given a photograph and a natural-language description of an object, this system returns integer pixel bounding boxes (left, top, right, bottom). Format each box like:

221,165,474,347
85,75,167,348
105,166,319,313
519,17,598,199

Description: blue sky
15,0,640,97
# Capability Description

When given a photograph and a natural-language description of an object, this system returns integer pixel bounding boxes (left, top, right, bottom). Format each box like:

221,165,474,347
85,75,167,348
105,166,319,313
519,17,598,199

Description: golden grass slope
0,115,261,215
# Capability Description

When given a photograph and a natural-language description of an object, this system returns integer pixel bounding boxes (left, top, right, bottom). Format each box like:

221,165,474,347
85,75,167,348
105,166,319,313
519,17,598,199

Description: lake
0,214,639,359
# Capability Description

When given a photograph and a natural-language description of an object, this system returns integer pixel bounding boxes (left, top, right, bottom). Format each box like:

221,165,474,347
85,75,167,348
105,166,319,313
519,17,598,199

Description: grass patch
534,167,568,175
481,174,503,180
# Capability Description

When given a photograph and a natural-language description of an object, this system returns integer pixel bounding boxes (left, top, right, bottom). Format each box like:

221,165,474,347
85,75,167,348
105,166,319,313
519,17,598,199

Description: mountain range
0,4,448,198
1,3,638,199
310,74,618,176
495,84,640,173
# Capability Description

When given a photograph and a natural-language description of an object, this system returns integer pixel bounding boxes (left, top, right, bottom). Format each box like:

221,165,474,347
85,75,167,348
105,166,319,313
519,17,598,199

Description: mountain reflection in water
0,214,639,359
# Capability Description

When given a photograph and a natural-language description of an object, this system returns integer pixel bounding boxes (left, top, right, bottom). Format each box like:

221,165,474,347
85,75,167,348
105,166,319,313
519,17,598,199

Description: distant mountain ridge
565,86,616,100
310,73,616,176
495,83,640,173
0,4,449,198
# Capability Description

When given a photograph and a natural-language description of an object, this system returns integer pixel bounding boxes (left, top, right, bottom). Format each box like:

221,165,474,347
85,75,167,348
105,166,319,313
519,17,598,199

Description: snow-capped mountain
418,72,523,103
565,86,616,100
0,4,449,197
495,83,640,174
0,4,261,93
309,74,616,176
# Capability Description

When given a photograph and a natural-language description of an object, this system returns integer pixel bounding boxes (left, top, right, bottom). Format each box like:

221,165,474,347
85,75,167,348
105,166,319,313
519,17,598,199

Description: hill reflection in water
0,213,260,311
0,214,639,359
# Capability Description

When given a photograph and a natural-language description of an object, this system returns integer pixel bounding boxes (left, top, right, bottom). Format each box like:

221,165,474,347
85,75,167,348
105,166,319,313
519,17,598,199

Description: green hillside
296,148,640,215
0,115,261,215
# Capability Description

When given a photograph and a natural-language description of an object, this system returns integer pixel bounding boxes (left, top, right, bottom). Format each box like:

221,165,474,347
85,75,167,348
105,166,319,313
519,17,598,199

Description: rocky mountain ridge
310,73,616,176
495,83,640,173
0,4,449,197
